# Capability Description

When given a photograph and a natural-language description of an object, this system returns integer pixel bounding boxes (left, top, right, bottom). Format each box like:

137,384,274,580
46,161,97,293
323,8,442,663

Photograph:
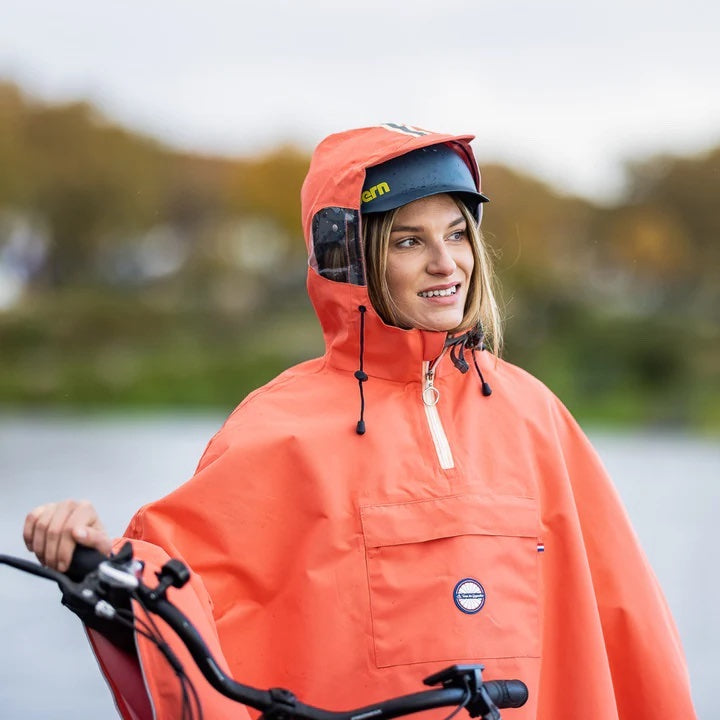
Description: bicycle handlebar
1,544,528,720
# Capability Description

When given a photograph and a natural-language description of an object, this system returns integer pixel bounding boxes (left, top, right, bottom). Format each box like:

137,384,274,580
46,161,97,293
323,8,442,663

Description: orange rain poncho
90,125,696,720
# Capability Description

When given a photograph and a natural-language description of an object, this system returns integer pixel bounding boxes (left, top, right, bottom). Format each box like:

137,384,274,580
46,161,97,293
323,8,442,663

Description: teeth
418,286,457,298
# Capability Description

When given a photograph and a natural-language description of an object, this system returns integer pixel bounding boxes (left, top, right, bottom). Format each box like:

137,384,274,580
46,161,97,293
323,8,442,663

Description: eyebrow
390,215,466,233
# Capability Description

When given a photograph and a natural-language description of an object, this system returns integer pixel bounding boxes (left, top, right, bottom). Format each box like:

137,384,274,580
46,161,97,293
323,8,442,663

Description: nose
427,239,456,276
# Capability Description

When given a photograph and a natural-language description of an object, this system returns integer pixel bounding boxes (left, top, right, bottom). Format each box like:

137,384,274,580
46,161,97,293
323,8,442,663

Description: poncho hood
300,124,486,380
300,124,481,251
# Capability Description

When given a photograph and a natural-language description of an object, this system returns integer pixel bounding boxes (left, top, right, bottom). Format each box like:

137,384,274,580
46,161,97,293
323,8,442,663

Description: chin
419,314,465,333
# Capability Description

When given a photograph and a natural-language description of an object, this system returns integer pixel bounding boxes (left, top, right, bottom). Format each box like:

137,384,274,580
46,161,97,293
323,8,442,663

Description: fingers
24,503,68,566
70,525,113,558
23,504,47,553
56,500,108,572
41,502,78,571
23,500,109,572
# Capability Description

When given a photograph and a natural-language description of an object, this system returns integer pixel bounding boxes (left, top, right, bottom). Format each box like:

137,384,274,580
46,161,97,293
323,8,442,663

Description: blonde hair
363,196,503,355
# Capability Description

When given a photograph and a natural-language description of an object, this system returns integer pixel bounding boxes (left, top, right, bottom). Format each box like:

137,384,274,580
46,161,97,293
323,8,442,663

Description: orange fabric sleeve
89,538,251,720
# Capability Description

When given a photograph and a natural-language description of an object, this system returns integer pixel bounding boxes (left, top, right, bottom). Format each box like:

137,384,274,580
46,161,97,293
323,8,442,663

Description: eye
447,229,468,242
394,236,420,249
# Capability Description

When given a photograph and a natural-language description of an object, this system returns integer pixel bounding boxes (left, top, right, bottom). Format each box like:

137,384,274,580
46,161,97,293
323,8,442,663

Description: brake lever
423,665,501,720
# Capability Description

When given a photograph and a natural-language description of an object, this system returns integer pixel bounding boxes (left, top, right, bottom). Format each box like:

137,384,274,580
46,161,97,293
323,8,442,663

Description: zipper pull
423,367,440,407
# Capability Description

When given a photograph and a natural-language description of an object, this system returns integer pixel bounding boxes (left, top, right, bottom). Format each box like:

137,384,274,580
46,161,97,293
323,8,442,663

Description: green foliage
0,81,718,430
0,287,322,410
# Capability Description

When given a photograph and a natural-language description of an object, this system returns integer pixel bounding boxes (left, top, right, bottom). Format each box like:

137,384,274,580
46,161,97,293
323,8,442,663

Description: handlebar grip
66,544,107,582
484,679,528,709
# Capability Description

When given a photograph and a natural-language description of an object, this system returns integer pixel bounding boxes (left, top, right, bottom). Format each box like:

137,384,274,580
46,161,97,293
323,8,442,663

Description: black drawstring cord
355,306,368,435
445,326,492,397
448,339,470,374
471,348,493,397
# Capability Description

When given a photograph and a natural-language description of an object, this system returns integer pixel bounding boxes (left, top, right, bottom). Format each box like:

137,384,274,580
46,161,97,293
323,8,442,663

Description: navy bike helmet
360,143,489,218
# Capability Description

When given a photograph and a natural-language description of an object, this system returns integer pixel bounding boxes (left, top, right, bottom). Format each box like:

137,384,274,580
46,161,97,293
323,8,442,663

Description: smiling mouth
418,284,459,298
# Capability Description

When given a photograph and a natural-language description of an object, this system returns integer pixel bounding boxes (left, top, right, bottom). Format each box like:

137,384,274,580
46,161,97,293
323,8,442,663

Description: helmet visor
361,143,489,217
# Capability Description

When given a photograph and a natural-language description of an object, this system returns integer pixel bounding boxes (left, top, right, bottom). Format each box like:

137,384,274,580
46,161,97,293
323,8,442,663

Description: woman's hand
23,500,113,573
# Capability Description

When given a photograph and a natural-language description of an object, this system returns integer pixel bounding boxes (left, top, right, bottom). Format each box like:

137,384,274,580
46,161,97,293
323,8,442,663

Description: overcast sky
2,0,719,201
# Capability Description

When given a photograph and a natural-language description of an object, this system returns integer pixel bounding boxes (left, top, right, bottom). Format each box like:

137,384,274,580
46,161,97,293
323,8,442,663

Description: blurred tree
22,100,171,287
226,145,308,254
622,148,720,319
0,82,33,205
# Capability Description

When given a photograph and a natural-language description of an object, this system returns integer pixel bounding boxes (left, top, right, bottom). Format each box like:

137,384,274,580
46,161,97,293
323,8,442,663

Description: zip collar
310,269,447,384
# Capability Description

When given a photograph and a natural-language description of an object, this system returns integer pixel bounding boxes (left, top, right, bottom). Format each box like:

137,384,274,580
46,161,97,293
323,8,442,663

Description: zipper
422,360,455,470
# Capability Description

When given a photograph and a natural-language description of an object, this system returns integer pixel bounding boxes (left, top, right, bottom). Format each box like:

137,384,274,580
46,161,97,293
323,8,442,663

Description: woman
24,124,696,719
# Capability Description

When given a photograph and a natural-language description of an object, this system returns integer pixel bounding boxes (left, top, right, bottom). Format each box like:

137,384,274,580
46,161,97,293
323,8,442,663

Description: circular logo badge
453,578,486,614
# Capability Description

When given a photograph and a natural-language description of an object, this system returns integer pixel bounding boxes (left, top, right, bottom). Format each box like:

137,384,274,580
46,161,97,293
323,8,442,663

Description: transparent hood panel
309,207,365,286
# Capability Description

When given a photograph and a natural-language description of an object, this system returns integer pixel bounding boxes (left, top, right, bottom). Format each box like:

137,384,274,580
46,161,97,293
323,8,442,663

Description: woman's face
385,193,474,332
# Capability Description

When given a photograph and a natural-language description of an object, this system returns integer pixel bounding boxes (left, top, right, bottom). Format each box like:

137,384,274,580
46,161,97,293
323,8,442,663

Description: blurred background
1,1,718,717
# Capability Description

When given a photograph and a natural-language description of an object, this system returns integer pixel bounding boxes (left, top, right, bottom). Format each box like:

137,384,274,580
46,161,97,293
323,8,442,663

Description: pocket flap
361,494,538,548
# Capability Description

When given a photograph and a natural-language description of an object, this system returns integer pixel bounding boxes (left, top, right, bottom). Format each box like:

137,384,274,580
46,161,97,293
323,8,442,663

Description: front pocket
361,494,540,668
